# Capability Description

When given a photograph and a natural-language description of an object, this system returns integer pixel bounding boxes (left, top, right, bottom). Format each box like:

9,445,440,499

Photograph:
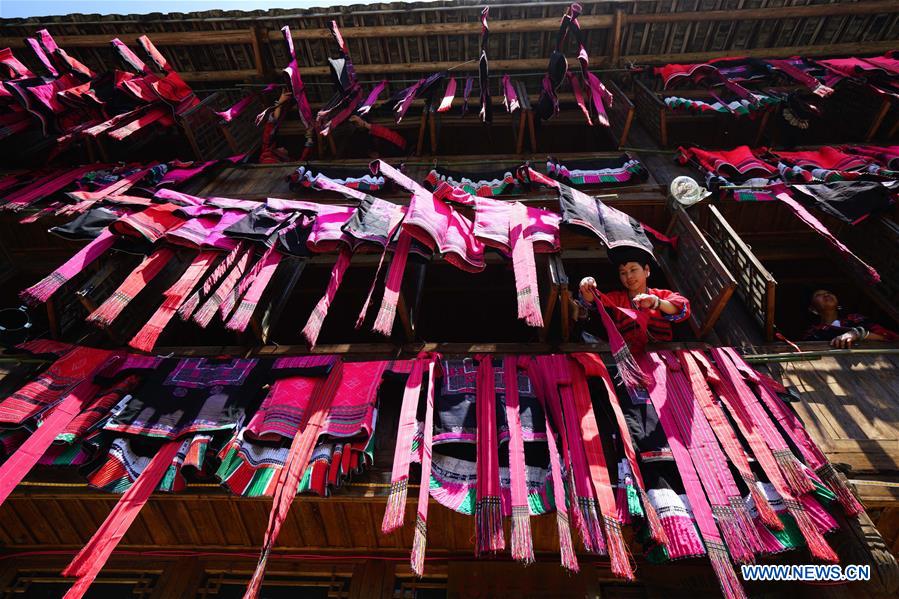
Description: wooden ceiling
1,1,897,102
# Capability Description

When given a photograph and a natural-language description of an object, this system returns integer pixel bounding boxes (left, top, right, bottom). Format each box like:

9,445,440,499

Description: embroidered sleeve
656,289,691,323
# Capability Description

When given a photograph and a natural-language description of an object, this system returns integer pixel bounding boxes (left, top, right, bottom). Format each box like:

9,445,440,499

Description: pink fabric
62,440,181,598
434,182,560,255
356,80,387,116
772,187,880,284
0,368,108,507
306,205,357,253
301,247,352,347
438,77,457,113
280,26,314,128
372,160,485,272
20,230,117,307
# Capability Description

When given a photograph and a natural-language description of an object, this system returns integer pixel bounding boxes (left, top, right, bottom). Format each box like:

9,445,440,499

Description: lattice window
704,205,777,340
2,569,159,598
179,89,263,160
658,208,736,338
198,569,352,599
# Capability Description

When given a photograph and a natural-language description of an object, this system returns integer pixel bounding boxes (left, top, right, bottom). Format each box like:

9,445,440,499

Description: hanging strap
541,355,605,554
529,356,584,554
226,248,284,333
179,242,245,320
642,352,747,599
567,355,634,579
503,355,534,563
542,386,579,572
302,246,353,347
708,348,815,496
475,355,505,555
281,26,314,129
571,352,668,547
244,361,343,598
593,296,649,391
679,350,783,532
193,246,253,328
130,251,218,352
86,248,175,328
410,360,438,576
724,348,863,516
502,75,520,113
372,230,413,337
510,202,543,328
658,352,760,563
62,440,181,599
700,350,837,562
20,229,116,307
383,355,435,532
569,72,593,125
461,77,474,116
393,79,424,124
357,210,406,329
478,7,492,124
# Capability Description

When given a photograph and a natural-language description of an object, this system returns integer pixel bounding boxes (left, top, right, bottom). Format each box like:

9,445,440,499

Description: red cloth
368,124,406,150
599,288,690,348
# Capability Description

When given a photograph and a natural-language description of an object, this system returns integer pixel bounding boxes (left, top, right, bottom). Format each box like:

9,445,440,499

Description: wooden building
0,1,898,598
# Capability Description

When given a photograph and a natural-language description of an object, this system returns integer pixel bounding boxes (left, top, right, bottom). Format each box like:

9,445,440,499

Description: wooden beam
626,40,899,65
0,29,255,48
626,1,898,24
270,14,615,41
610,9,625,66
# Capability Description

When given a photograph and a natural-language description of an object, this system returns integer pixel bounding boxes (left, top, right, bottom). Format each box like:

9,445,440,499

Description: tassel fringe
707,541,748,599
816,463,863,517
714,505,755,565
556,512,579,572
775,450,815,496
747,477,784,531
603,517,635,580
785,499,838,562
20,272,67,307
510,506,535,564
382,478,408,534
640,487,669,547
371,301,397,336
475,497,505,555
410,515,427,577
730,496,764,557
577,497,606,554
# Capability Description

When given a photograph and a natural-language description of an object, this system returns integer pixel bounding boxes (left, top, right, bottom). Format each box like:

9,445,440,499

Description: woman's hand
830,330,860,349
579,277,597,303
632,293,660,310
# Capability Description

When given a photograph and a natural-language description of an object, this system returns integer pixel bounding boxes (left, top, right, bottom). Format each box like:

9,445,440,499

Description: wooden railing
704,205,777,341
657,208,736,338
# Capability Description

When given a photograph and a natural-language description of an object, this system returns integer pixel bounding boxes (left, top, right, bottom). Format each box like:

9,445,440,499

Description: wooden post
428,105,438,154
610,9,625,67
250,26,267,78
415,107,429,156
864,97,891,142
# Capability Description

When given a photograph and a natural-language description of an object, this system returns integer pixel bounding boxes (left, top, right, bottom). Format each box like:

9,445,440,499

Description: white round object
669,176,711,206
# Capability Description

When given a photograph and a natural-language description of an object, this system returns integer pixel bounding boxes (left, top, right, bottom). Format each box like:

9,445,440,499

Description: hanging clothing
790,181,897,225
547,155,647,186
424,165,527,197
